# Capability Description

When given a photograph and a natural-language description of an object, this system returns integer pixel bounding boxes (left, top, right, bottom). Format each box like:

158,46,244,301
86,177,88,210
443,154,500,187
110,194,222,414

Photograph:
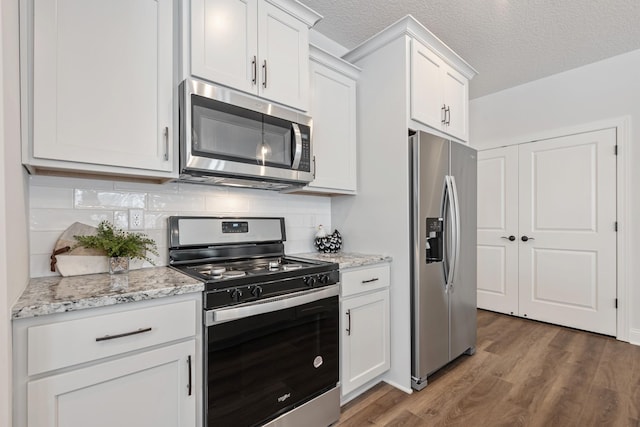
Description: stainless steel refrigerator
409,130,477,391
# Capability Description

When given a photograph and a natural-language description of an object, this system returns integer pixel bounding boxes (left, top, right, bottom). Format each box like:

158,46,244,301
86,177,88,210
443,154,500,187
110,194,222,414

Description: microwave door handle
291,123,303,169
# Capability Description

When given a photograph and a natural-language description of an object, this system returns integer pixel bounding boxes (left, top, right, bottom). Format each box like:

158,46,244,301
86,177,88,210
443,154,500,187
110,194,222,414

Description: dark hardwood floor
335,310,640,426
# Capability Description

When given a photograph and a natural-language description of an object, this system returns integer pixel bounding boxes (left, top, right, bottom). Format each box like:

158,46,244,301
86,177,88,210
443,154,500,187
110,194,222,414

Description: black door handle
501,235,516,242
521,235,535,242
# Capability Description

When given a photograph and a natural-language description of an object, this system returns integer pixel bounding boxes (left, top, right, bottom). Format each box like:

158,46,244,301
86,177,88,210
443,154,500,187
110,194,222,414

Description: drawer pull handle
362,278,379,284
346,309,351,336
95,327,152,342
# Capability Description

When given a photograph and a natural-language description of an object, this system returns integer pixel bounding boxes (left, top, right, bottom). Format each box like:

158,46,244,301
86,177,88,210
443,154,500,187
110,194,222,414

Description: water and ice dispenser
425,217,443,263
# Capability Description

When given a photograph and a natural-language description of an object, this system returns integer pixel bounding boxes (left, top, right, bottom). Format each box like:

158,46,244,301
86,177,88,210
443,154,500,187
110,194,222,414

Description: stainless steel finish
261,386,340,427
95,327,152,342
291,123,303,169
168,216,285,248
449,140,477,362
443,175,455,287
361,278,379,284
205,285,339,326
346,309,351,335
251,55,257,85
163,126,169,161
410,131,477,391
178,79,314,188
262,59,267,88
450,175,461,286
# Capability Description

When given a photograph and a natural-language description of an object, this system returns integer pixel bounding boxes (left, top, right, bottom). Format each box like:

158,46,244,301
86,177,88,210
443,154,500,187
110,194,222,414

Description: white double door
477,128,617,335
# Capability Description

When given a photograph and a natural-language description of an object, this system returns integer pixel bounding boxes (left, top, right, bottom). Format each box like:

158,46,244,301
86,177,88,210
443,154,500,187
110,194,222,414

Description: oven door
205,286,339,427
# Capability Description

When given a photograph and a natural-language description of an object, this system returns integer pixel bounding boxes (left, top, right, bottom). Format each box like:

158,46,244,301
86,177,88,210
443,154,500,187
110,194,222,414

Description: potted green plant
74,220,158,274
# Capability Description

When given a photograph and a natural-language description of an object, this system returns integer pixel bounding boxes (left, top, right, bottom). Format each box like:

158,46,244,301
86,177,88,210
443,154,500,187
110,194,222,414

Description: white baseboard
629,328,640,346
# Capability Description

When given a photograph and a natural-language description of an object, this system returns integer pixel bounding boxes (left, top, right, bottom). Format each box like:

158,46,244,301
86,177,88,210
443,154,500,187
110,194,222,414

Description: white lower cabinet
27,340,195,427
13,294,201,427
340,264,390,399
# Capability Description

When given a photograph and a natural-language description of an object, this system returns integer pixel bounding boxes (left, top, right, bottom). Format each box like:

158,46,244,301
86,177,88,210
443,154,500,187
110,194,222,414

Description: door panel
518,128,617,335
449,142,477,357
477,146,519,314
410,133,449,381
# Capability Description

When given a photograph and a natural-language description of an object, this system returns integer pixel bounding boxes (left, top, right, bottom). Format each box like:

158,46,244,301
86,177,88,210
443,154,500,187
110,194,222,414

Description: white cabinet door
191,0,258,94
477,146,519,314
257,1,309,111
410,39,469,141
191,0,311,111
341,289,390,396
305,57,357,193
410,41,444,131
27,340,196,427
442,66,469,141
32,0,174,173
518,129,617,335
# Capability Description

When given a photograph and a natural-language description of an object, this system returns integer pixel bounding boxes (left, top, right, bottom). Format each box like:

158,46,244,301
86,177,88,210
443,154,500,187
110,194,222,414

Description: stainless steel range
168,216,340,427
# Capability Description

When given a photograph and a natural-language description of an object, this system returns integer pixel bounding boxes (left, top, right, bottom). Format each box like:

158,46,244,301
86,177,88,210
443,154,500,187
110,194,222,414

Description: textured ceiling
298,0,640,99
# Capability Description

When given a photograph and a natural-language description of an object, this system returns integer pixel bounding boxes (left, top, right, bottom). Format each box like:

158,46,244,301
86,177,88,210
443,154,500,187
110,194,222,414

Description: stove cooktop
187,256,313,281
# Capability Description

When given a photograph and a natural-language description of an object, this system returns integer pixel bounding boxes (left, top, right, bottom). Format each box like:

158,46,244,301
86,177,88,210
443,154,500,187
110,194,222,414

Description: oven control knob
250,285,263,298
319,274,329,285
304,276,317,287
229,288,243,302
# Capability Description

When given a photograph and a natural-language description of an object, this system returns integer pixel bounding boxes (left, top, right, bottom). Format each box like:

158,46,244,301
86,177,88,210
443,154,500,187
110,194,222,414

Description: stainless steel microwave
178,79,313,190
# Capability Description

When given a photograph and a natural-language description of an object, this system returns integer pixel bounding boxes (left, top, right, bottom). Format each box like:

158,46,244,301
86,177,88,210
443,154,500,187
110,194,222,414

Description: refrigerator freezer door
449,141,478,359
410,132,450,389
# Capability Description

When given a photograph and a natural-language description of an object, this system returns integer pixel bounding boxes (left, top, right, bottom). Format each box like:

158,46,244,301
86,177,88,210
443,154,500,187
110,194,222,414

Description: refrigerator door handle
442,175,456,289
449,175,461,288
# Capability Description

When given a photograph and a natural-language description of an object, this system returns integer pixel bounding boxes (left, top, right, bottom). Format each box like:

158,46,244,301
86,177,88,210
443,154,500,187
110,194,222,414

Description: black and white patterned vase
315,229,342,253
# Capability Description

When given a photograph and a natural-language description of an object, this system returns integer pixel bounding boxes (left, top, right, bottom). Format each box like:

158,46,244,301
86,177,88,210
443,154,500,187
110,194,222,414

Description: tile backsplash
29,176,331,278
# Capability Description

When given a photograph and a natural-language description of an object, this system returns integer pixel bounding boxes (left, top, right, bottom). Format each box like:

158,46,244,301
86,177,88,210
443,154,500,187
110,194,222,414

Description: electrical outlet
129,209,144,230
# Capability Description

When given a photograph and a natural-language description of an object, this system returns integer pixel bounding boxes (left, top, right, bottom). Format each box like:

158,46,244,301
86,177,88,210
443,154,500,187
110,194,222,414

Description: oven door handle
205,285,339,326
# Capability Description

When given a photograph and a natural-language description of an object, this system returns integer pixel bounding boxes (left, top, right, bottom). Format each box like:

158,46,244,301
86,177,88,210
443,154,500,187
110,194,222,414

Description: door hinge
615,298,618,309
614,221,618,232
614,145,618,155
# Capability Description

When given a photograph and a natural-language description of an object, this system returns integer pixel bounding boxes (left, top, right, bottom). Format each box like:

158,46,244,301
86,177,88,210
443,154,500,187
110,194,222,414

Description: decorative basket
315,229,342,253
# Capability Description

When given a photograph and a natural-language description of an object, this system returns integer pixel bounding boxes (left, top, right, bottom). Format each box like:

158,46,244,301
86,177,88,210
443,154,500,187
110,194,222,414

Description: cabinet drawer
341,264,390,297
27,300,196,376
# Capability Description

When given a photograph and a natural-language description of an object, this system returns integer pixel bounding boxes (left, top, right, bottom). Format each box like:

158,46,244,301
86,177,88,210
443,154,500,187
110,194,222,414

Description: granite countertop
12,267,204,320
293,252,392,270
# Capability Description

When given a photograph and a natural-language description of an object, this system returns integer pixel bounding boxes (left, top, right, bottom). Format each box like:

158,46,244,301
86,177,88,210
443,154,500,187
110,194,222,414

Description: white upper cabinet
302,46,359,194
410,39,469,141
190,0,321,111
190,0,257,94
23,0,176,180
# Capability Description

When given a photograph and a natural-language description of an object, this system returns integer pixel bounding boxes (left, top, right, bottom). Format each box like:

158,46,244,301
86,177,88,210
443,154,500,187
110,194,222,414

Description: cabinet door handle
346,309,351,336
262,60,268,88
501,235,516,242
441,104,446,124
312,155,316,179
95,327,152,342
361,277,379,284
163,126,169,161
445,106,451,125
187,355,192,396
251,56,257,85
